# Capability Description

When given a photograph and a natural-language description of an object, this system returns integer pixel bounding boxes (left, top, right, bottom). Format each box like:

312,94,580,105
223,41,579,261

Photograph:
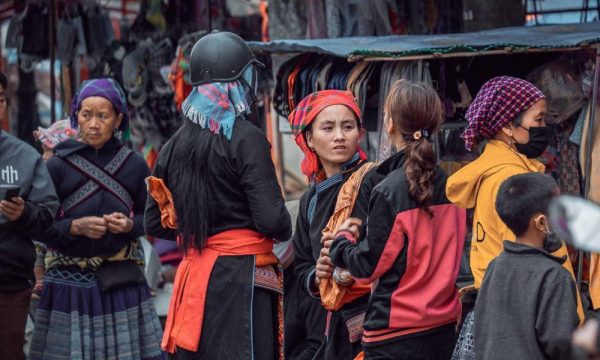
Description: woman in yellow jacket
447,76,578,288
448,76,584,360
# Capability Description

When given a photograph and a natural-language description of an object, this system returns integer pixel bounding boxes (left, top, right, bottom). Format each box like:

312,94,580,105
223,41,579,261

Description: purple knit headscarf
70,78,129,134
461,76,545,151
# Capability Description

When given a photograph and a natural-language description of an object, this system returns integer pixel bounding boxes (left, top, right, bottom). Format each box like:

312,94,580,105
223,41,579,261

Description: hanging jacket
445,140,579,287
330,152,466,346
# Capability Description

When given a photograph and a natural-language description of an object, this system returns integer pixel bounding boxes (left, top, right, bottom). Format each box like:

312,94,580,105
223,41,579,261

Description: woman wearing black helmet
145,31,292,359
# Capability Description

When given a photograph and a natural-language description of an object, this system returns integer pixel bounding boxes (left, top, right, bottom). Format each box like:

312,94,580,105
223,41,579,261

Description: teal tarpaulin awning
249,22,600,60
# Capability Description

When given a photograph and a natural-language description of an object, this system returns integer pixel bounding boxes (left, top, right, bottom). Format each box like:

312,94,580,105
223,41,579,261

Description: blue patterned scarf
181,80,251,140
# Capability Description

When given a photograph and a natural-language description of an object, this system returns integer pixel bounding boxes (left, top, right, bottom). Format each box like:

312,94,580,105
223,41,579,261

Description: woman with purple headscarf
30,78,163,360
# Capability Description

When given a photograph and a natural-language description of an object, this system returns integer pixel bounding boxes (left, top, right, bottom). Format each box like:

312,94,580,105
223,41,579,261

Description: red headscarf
288,90,365,181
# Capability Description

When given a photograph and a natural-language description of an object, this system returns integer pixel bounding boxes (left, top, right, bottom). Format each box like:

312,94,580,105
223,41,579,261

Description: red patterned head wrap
461,76,545,151
288,90,365,181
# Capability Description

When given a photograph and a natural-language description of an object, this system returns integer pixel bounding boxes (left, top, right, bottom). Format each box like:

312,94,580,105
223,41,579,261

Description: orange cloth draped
161,229,275,353
319,162,376,311
146,176,178,229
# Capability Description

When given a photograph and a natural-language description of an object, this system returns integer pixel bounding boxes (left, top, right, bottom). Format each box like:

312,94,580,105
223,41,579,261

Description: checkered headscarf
288,90,365,181
462,76,545,151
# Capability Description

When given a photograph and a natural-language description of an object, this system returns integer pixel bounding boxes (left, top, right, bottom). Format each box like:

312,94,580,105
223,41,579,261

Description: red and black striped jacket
329,152,466,346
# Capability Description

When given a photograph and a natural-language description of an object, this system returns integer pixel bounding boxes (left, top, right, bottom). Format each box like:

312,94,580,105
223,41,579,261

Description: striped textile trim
43,268,97,288
254,265,282,294
345,311,366,343
362,321,456,344
31,303,164,360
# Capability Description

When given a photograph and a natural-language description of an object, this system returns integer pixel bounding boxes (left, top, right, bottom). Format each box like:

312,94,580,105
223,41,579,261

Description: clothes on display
261,37,600,322
272,54,434,161
268,0,449,40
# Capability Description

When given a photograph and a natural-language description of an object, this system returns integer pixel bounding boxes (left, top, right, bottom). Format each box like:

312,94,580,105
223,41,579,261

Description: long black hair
168,120,215,253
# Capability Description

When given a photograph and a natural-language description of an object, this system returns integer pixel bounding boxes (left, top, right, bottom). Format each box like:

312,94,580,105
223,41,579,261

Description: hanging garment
268,0,307,40
122,45,150,107
582,102,600,309
570,106,586,146
5,12,23,50
83,5,112,56
20,3,49,58
273,56,298,116
147,38,174,94
56,18,78,63
527,59,586,125
169,46,193,111
71,9,88,56
306,0,327,38
557,123,582,195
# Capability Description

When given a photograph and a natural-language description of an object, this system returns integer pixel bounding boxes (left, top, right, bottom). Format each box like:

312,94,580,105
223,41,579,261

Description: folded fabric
146,176,177,229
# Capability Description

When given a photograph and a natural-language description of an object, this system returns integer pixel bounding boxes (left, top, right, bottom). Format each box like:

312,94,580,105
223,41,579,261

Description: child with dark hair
474,172,579,360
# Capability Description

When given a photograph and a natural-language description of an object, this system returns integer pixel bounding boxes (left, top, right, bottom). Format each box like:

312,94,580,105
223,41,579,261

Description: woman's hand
315,245,335,287
321,232,334,249
104,212,134,234
70,216,107,239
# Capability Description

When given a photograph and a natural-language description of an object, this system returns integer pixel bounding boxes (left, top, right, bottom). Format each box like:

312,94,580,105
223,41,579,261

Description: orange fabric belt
161,229,274,353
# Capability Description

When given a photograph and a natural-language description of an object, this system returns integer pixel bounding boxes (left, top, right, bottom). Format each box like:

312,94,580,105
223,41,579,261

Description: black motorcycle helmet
189,30,264,86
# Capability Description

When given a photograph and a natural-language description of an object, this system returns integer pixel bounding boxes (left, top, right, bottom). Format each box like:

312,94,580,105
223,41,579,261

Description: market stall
248,21,600,297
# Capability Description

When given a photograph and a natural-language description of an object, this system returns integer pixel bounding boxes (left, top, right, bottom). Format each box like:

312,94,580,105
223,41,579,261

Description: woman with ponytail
329,80,466,359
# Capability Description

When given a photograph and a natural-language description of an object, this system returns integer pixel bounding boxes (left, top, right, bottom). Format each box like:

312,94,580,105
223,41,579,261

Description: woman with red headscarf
288,90,376,360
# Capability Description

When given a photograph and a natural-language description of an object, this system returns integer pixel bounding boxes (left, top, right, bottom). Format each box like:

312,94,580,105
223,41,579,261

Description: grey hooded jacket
0,130,58,292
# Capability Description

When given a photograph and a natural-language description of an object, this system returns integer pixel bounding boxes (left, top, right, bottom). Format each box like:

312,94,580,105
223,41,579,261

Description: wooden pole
578,48,600,289
207,0,212,31
49,0,56,124
585,48,600,199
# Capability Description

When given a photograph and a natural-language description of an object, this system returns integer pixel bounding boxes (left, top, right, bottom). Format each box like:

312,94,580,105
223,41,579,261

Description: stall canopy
249,22,600,60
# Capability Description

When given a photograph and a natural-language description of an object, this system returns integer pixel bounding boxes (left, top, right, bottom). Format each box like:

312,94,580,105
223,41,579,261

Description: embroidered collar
308,152,362,224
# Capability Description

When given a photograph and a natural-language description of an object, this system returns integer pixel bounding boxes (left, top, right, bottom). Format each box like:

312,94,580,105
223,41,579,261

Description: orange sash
161,229,274,353
319,162,376,311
